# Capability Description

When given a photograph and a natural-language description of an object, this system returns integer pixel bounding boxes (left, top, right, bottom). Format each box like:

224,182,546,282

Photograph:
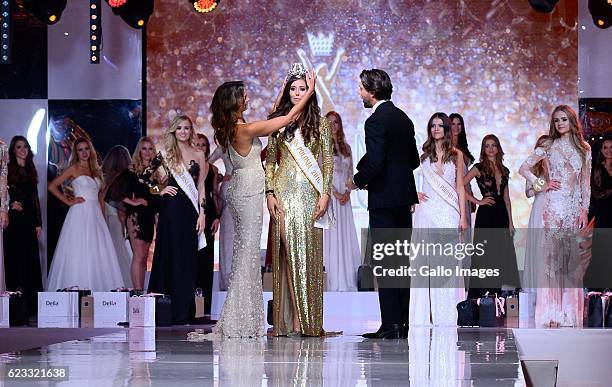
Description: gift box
194,296,205,319
129,296,155,327
519,291,530,328
506,296,519,318
38,292,79,318
93,292,129,328
128,327,156,352
80,296,94,328
0,295,9,328
38,316,80,328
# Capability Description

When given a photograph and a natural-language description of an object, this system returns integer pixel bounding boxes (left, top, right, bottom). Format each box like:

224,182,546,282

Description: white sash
161,151,206,249
422,162,460,215
282,128,335,229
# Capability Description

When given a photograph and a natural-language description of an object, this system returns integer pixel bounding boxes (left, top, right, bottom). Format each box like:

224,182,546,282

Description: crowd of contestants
0,105,610,328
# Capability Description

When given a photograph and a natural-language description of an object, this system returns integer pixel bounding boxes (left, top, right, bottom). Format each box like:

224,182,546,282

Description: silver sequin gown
214,138,265,338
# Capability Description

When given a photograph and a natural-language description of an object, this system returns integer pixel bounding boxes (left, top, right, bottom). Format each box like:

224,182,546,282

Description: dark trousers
369,205,412,325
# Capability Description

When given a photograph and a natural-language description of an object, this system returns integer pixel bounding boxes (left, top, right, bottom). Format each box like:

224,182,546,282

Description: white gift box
129,327,156,352
0,295,9,328
519,291,530,328
93,292,129,328
38,292,79,317
38,316,80,328
128,296,156,327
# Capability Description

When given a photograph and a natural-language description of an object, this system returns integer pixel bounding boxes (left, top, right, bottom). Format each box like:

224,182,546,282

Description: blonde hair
132,136,157,174
69,137,103,180
548,105,589,164
164,115,196,172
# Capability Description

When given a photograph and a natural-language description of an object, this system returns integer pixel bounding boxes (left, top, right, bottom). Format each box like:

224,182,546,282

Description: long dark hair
479,134,508,178
421,112,457,164
268,76,320,143
449,113,474,165
8,135,38,184
210,81,246,149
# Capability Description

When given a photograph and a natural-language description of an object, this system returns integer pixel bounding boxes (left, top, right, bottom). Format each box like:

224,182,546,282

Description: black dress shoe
362,324,403,339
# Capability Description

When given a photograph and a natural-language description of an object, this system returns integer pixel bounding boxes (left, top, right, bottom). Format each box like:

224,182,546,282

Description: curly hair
210,81,245,149
131,136,157,174
8,135,38,184
268,76,321,144
478,134,508,178
164,115,196,172
421,112,457,164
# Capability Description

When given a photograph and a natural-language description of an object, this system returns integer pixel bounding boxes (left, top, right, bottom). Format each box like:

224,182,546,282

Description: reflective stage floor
2,325,612,386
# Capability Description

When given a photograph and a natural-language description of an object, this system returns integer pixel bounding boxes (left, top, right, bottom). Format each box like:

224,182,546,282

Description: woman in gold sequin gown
266,68,333,336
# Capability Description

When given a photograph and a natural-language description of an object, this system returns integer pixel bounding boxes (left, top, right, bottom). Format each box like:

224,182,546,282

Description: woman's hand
0,212,8,229
160,186,178,197
11,201,23,211
578,208,588,229
68,197,86,206
211,218,220,234
313,194,330,220
133,198,148,206
305,69,317,93
36,226,42,238
459,216,468,231
339,191,350,206
417,192,429,202
478,197,495,206
509,223,515,236
544,180,561,191
267,195,281,220
196,213,205,234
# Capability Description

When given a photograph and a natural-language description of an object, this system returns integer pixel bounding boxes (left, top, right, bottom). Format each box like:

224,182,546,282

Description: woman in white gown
208,145,234,291
323,111,360,291
101,145,133,288
409,113,467,327
519,105,591,328
189,72,317,339
47,138,124,291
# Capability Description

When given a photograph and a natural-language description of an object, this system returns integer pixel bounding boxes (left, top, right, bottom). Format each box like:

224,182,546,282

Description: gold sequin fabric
265,118,333,336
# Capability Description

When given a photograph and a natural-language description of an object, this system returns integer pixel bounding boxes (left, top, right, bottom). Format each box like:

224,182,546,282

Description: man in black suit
353,69,420,339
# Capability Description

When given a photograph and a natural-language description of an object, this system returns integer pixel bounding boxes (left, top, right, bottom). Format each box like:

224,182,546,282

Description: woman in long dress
266,65,333,337
0,139,9,292
464,134,520,298
322,111,360,292
450,113,475,227
47,137,124,291
148,115,207,325
208,145,234,291
203,71,317,338
4,136,43,314
101,145,133,288
523,135,549,318
519,105,591,328
409,112,467,327
105,136,162,290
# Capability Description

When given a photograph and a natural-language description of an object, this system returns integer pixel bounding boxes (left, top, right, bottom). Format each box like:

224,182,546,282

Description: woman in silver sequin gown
519,105,591,328
200,74,317,339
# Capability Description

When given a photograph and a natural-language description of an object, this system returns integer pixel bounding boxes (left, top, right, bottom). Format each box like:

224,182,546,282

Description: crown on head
287,63,307,78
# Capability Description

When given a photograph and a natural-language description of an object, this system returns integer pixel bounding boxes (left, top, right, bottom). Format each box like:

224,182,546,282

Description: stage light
192,0,220,13
527,0,559,13
26,0,67,25
108,0,127,7
0,0,10,64
108,0,153,29
90,0,101,64
589,0,611,29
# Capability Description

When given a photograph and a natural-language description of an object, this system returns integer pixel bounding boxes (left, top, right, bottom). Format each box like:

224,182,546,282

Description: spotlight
108,0,153,29
108,0,127,7
588,0,611,29
527,0,559,13
1,0,11,64
90,0,101,64
26,0,68,25
191,0,220,13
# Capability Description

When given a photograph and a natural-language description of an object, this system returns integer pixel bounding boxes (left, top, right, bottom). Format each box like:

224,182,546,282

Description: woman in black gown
584,138,612,290
464,134,520,298
4,136,42,314
105,136,162,290
195,134,220,317
148,115,207,325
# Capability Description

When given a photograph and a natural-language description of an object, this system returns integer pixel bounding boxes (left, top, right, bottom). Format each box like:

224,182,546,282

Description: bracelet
532,177,546,192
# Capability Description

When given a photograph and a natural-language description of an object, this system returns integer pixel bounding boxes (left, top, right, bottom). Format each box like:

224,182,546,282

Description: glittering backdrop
147,0,577,250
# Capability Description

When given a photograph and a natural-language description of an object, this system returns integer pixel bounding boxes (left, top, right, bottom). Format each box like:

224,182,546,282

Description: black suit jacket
354,101,420,210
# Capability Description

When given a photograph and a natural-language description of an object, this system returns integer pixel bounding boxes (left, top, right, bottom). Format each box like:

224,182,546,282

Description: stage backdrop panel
146,0,578,239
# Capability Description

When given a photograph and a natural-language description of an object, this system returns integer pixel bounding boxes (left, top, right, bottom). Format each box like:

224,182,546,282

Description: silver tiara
287,63,307,78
